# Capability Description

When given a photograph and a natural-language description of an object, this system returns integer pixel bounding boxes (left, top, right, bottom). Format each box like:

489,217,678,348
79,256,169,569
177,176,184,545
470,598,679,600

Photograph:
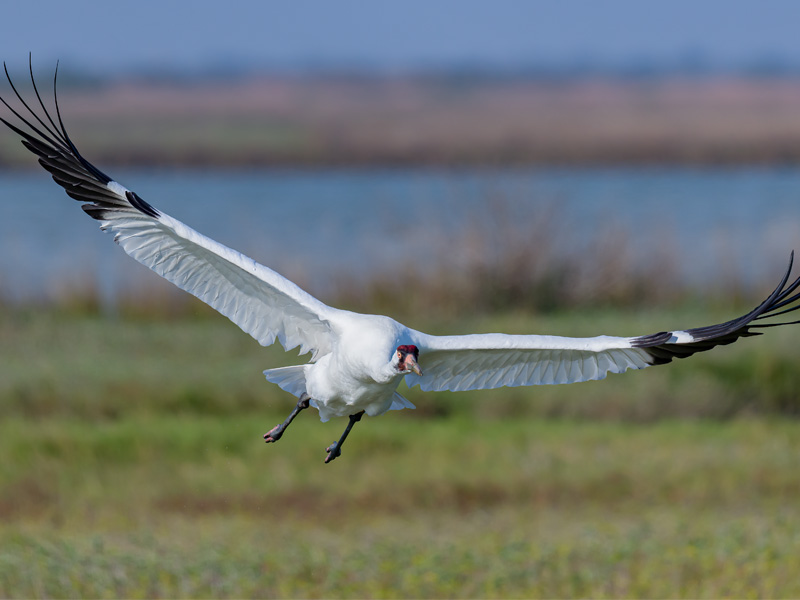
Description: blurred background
4,0,800,309
2,1,800,597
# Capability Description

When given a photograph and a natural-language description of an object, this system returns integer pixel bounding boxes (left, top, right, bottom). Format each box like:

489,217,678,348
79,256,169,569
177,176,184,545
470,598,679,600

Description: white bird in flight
3,61,800,463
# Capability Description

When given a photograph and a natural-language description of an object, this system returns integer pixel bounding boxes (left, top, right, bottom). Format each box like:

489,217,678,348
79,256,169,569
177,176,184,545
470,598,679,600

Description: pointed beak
406,355,423,376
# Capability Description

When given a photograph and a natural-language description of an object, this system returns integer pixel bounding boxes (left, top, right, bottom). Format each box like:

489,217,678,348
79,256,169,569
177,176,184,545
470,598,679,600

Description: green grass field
2,307,800,597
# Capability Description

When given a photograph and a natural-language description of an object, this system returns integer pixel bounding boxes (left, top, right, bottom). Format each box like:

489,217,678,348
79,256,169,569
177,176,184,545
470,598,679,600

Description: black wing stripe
126,191,160,219
21,137,61,160
65,188,121,205
630,331,673,346
39,155,107,182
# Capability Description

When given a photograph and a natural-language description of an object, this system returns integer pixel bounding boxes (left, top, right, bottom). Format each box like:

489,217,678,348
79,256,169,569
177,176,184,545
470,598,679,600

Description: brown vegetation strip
0,478,54,520
152,479,627,519
5,76,800,166
151,472,800,520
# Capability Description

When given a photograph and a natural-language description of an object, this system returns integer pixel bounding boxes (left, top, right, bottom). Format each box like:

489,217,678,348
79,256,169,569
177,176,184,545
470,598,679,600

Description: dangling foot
324,441,342,462
264,394,310,444
263,424,285,443
324,411,364,464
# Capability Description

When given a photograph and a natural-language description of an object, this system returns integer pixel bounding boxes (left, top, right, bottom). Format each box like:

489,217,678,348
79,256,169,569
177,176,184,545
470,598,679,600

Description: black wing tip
1,59,167,220
1,58,113,185
632,251,800,364
749,250,800,326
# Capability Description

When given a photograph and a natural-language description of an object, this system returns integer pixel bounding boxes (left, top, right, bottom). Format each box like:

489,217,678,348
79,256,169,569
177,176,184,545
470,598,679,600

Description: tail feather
390,392,416,411
263,365,308,399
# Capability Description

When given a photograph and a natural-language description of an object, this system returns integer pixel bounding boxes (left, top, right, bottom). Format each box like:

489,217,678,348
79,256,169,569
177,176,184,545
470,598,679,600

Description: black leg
264,393,311,443
324,411,365,464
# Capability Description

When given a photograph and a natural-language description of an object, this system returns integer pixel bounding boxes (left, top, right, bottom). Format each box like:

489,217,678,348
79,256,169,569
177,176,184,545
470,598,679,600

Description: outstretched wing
407,255,800,392
0,61,336,359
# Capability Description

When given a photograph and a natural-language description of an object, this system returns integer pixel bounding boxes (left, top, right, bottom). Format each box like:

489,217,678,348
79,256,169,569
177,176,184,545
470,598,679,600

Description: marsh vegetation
2,295,800,597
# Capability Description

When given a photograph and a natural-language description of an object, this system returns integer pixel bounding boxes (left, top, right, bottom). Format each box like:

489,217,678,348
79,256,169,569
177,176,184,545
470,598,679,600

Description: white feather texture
99,182,337,359
406,332,651,392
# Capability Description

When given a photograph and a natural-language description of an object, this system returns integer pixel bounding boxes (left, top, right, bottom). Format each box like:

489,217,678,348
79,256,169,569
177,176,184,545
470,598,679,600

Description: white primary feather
96,183,337,359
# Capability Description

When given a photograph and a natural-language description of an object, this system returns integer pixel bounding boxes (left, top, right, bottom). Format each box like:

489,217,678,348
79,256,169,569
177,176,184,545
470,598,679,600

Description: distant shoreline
4,75,800,168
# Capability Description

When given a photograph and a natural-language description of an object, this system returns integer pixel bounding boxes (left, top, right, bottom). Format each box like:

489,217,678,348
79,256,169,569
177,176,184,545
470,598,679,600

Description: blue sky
2,1,800,74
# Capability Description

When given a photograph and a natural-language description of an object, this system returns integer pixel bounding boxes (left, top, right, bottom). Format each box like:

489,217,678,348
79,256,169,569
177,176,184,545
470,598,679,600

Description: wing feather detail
405,333,651,392
407,253,800,393
1,60,336,359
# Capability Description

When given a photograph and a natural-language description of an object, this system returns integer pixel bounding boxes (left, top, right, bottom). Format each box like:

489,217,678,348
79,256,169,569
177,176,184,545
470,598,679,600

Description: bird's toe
263,425,283,443
324,441,341,463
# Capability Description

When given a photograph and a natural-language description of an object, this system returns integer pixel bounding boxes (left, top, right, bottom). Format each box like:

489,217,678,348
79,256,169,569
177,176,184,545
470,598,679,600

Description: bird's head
394,344,422,376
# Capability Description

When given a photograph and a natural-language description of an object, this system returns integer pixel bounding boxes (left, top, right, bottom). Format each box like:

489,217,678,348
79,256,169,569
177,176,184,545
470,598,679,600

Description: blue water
2,166,800,304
